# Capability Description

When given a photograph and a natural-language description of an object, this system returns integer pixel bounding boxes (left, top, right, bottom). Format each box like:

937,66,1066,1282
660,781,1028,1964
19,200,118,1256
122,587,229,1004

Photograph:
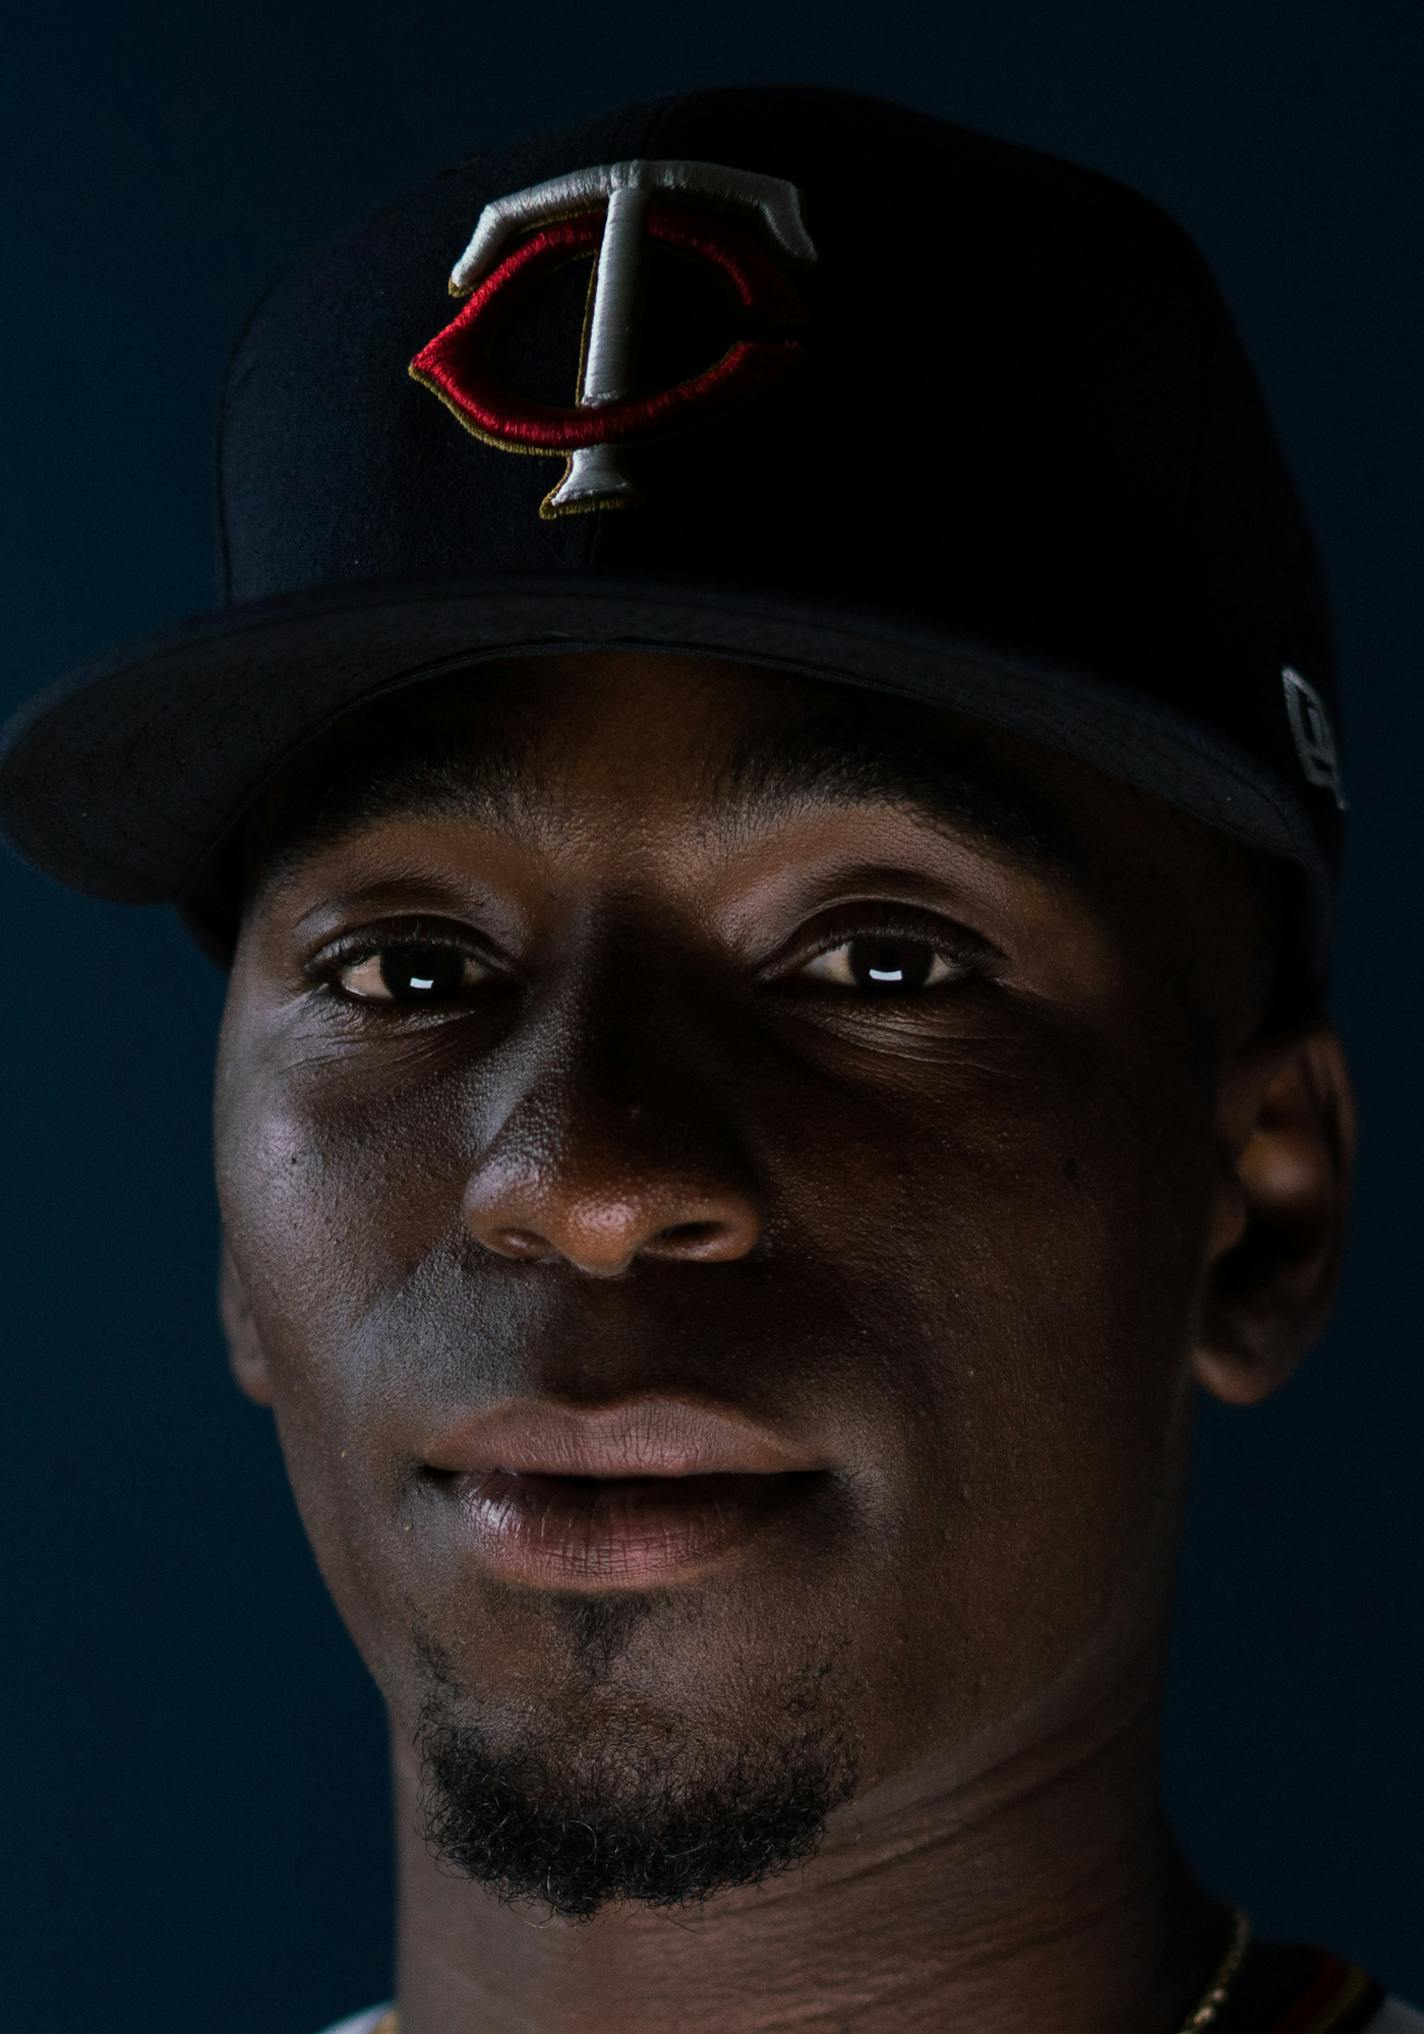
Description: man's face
213,650,1272,1923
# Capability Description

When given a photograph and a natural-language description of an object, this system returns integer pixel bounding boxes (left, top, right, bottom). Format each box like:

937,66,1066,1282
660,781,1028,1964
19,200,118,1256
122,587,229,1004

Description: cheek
790,1012,1215,1745
215,1021,463,1353
213,1031,463,1654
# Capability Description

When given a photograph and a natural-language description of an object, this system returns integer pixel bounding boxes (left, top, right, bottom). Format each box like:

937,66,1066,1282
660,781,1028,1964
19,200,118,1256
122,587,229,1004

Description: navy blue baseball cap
0,84,1347,986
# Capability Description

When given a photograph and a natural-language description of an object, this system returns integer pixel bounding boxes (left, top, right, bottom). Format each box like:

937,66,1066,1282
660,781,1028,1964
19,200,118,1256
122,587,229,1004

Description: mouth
429,1465,826,1591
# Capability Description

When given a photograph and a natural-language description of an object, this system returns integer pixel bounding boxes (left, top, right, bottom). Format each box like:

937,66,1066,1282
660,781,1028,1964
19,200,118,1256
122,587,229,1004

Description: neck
386,1669,1231,2034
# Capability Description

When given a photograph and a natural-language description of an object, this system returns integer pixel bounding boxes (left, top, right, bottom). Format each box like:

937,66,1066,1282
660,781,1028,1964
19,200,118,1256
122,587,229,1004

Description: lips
421,1393,825,1480
441,1464,823,1589
419,1393,830,1589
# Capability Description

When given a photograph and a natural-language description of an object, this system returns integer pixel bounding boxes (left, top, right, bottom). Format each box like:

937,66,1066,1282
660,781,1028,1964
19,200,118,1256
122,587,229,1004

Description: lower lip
444,1468,820,1589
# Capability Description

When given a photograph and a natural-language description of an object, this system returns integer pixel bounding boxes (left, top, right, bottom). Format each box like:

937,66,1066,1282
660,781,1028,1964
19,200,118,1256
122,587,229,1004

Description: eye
313,927,494,1010
785,911,986,997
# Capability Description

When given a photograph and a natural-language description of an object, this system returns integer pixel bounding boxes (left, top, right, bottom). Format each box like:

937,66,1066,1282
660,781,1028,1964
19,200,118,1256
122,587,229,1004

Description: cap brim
0,571,1330,964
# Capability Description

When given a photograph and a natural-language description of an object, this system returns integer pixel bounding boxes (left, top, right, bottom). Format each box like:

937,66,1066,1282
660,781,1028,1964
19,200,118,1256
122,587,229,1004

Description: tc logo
408,158,818,518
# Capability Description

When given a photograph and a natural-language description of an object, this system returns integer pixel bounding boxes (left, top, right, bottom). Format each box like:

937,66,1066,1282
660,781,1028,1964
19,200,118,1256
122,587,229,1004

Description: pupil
380,945,464,1000
852,936,930,992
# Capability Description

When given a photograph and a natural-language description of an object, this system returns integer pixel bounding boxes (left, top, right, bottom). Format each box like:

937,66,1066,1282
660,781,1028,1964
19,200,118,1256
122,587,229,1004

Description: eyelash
305,909,991,1020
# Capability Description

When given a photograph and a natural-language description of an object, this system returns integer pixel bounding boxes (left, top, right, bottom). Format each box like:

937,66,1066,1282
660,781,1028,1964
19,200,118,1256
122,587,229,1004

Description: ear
219,1233,275,1407
1191,1022,1357,1406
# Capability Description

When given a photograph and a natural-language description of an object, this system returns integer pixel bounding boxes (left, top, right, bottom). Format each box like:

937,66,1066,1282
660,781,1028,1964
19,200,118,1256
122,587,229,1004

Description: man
1,84,1415,2034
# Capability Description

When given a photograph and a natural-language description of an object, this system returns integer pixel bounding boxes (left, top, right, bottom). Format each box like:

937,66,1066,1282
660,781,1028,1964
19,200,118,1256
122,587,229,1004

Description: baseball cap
0,83,1348,988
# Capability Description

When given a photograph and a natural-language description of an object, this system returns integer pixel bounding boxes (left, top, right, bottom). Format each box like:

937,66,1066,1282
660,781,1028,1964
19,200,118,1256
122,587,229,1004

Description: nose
460,977,764,1279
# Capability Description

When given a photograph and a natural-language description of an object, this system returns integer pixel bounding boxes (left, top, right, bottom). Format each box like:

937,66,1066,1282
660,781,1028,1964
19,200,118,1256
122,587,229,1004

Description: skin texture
214,650,1356,2034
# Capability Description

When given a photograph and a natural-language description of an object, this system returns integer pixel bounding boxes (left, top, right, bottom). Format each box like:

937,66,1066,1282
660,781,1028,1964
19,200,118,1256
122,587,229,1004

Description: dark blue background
4,5,1421,2029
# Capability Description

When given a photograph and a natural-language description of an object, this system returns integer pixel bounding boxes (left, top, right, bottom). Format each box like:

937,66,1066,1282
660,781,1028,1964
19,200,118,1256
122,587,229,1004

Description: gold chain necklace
369,1904,1251,2034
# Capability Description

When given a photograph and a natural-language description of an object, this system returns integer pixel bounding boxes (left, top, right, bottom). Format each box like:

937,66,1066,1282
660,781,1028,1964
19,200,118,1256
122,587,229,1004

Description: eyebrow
245,701,1088,908
707,706,1084,878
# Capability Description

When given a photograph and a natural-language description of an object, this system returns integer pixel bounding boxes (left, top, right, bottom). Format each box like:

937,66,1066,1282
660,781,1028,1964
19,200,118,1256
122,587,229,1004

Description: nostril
492,1229,547,1258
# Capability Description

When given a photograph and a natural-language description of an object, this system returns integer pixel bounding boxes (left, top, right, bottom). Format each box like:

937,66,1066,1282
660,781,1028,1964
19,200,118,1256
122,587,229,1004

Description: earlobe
1190,1024,1357,1408
218,1234,274,1407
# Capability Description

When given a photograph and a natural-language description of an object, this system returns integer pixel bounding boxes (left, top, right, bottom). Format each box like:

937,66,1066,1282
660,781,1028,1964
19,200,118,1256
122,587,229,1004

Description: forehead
239,649,1173,904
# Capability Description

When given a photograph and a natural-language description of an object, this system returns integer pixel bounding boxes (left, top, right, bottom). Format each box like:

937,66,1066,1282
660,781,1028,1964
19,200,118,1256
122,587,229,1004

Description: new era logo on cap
407,157,819,518
1282,665,1348,812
